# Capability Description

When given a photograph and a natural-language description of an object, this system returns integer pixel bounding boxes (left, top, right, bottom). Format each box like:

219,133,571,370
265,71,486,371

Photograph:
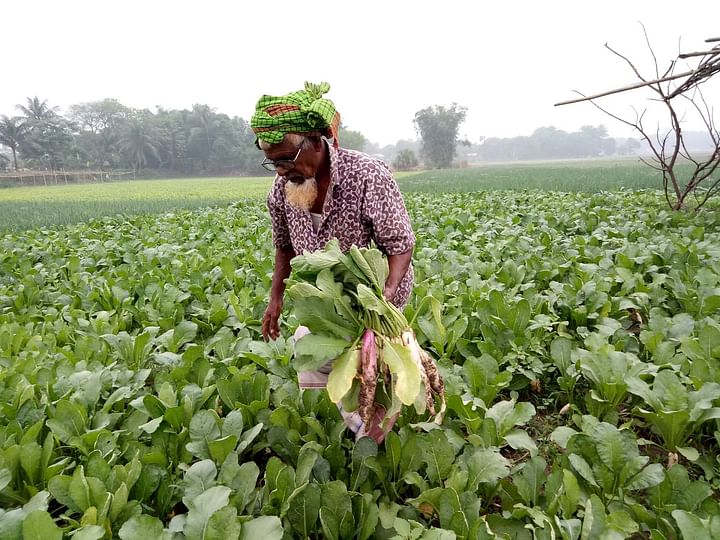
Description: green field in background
0,160,688,231
0,177,274,232
398,159,693,193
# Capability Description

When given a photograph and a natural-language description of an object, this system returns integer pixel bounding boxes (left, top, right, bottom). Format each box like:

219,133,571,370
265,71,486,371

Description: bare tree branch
679,50,720,59
556,31,720,210
554,70,694,106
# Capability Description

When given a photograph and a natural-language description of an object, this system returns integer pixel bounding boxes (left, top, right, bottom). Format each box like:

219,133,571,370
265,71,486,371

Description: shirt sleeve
267,178,292,249
363,161,415,255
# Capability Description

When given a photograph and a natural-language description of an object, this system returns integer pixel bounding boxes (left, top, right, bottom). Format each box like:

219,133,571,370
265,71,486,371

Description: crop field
0,158,691,232
1,168,720,538
399,160,698,193
0,177,273,233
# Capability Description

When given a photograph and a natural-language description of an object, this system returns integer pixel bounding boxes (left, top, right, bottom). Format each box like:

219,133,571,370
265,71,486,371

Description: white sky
2,0,718,146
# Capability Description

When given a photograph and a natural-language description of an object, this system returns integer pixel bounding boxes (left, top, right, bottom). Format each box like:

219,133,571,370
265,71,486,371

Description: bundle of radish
287,240,445,429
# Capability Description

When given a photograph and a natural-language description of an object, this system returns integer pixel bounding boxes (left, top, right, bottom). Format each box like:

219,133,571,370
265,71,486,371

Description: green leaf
48,475,79,514
327,348,360,402
0,468,11,492
626,463,665,491
438,488,465,532
237,423,263,455
69,466,91,512
239,516,284,540
503,429,538,455
181,460,218,505
672,510,712,540
7,492,50,533
220,458,258,513
159,320,198,352
186,410,222,459
560,469,581,517
319,481,354,540
205,505,241,540
654,370,689,411
385,431,402,480
580,494,608,540
606,510,639,536
71,525,105,540
419,430,456,485
362,248,389,293
569,454,599,488
292,247,342,275
668,314,695,340
139,416,163,434
349,245,382,291
319,508,340,540
462,447,510,491
294,334,350,372
382,339,421,405
676,446,700,461
592,423,628,472
143,395,166,418
296,444,321,486
514,457,546,506
21,510,63,540
184,486,232,540
486,399,535,437
286,482,321,537
354,493,379,540
550,337,573,373
379,501,402,529
461,355,501,403
46,400,87,443
208,435,238,464
222,410,244,439
119,515,165,540
110,482,128,522
287,286,357,338
356,284,390,315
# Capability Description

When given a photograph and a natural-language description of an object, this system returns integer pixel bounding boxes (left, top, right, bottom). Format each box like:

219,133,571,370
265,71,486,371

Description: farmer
251,82,415,443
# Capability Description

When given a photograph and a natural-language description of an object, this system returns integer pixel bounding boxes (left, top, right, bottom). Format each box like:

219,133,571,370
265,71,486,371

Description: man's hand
262,300,283,341
263,246,295,342
384,250,413,304
383,284,398,302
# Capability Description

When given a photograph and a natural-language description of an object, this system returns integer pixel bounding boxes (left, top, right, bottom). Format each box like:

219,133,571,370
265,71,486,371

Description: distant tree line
0,97,371,177
0,97,261,175
0,96,651,177
476,125,639,161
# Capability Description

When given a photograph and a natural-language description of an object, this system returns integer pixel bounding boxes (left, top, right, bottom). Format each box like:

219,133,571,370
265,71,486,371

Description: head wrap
251,82,341,147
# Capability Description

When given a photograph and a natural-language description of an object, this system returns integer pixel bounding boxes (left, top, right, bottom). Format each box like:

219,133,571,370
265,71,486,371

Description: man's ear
309,136,324,151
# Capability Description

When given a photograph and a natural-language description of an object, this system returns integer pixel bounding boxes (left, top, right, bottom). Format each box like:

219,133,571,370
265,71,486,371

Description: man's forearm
270,246,295,303
385,249,413,299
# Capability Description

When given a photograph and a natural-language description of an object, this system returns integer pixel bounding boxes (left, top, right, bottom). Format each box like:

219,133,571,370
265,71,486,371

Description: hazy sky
2,1,719,146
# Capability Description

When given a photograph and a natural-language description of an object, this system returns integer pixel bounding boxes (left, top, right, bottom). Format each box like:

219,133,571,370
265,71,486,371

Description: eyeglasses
260,146,303,172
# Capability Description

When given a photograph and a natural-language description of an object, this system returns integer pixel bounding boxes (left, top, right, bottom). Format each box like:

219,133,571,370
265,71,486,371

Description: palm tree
16,96,59,122
15,97,68,168
0,116,29,170
119,119,160,174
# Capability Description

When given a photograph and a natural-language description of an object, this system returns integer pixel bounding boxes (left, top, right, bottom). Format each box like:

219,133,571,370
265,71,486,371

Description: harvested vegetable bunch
286,240,445,428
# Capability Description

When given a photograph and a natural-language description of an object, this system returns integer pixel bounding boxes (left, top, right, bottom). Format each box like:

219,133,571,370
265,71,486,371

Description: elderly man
251,82,415,441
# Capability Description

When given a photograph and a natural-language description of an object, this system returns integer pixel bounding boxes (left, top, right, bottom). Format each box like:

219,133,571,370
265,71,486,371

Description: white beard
285,177,318,211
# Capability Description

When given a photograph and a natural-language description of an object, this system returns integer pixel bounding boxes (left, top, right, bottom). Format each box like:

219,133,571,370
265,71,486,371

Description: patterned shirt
267,144,415,306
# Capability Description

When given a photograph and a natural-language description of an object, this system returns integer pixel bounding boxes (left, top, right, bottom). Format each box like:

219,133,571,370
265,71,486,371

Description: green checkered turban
251,81,341,147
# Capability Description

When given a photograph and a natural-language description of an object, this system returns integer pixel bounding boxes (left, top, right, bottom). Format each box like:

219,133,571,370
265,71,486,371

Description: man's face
262,139,317,184
262,138,322,210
